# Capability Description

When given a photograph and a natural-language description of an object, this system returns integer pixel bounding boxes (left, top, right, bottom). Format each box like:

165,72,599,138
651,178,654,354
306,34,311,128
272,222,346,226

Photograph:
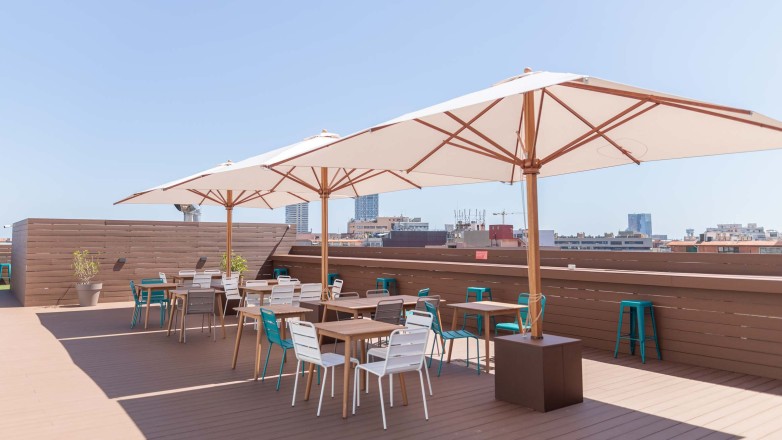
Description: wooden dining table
446,301,528,372
135,282,180,329
171,273,221,285
318,295,422,322
308,320,404,419
231,305,310,380
165,288,227,341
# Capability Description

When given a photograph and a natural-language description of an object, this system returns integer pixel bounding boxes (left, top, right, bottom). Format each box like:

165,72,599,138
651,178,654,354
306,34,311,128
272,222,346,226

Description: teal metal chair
417,288,430,297
260,308,295,390
327,273,339,286
614,300,661,363
273,267,289,279
130,280,170,328
463,287,493,334
375,277,398,295
425,301,480,376
494,293,547,335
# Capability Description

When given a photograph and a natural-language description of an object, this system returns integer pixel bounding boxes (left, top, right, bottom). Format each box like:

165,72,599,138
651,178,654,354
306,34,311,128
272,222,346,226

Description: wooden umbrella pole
320,168,330,300
226,190,234,278
522,69,543,339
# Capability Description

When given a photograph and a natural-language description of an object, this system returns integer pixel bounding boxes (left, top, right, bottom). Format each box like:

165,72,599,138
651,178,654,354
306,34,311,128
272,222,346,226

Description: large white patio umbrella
115,161,322,277
273,69,782,337
144,131,486,296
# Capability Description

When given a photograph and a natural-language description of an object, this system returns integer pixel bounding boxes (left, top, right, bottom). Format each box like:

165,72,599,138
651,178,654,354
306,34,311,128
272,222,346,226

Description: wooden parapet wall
275,246,782,380
0,245,10,264
11,219,294,307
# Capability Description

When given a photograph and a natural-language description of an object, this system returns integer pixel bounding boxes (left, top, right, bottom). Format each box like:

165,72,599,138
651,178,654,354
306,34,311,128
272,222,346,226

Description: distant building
285,202,309,234
668,240,782,254
703,223,770,242
354,194,379,221
556,231,652,251
381,230,447,247
348,216,428,235
628,213,652,236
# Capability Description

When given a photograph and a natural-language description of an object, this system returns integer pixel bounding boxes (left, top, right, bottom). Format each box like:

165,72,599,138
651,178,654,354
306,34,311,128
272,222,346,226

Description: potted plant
220,252,248,283
73,250,102,306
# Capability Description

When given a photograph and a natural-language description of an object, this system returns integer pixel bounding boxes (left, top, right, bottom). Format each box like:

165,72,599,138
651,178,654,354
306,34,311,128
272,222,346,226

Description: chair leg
318,364,328,416
378,376,387,430
437,344,445,377
331,366,335,398
292,360,301,407
183,314,187,343
476,337,481,375
130,305,139,328
419,369,429,420
637,307,646,363
276,347,287,390
352,367,358,415
614,305,624,358
389,374,393,408
466,337,470,369
261,344,272,382
650,306,662,360
424,358,433,396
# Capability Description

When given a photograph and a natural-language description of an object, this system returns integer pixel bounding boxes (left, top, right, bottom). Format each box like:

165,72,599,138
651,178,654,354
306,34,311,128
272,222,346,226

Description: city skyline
2,2,782,240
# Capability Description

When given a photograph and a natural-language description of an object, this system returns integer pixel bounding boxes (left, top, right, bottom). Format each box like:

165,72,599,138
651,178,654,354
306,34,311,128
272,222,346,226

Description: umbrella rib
560,81,754,115
332,168,360,197
387,170,422,189
114,192,147,205
331,169,374,194
532,89,546,160
258,193,273,209
510,98,525,184
447,141,517,163
311,167,322,191
329,168,352,192
445,111,520,161
267,167,320,193
413,118,512,163
652,100,782,132
406,99,504,173
161,173,210,191
286,192,309,203
544,89,641,165
188,189,224,206
212,190,228,206
540,99,652,165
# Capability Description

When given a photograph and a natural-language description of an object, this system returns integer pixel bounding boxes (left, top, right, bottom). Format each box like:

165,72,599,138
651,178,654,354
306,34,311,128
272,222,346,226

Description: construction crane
492,210,521,224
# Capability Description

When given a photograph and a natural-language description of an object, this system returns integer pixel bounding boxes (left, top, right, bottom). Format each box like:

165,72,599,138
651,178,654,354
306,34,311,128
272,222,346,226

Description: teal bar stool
0,263,10,282
375,277,397,295
273,267,289,279
614,300,661,363
463,287,494,334
327,273,339,286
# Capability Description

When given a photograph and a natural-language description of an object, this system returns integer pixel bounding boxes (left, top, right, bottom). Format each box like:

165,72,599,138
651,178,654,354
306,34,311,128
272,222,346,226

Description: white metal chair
222,275,242,317
331,279,344,297
368,310,434,395
365,289,389,298
203,269,221,275
353,327,430,429
192,273,212,288
290,321,359,416
270,284,295,305
277,275,293,285
242,293,262,330
245,280,269,305
181,289,217,343
178,270,196,287
158,272,167,283
298,283,322,304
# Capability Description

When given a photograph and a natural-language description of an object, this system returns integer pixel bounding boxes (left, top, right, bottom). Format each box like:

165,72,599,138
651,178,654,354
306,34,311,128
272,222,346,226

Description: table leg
216,297,226,339
254,319,262,380
483,312,491,372
144,288,151,329
342,335,351,419
166,297,177,336
399,372,408,406
305,333,322,401
232,311,245,369
179,306,186,343
517,309,525,334
321,305,328,323
447,309,458,363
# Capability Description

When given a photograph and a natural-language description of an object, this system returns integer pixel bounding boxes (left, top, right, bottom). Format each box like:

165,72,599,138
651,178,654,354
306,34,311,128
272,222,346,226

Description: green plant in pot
73,250,102,306
220,252,248,283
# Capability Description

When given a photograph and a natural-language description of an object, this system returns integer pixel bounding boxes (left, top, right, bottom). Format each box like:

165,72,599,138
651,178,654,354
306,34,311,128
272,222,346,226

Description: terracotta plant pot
76,282,103,307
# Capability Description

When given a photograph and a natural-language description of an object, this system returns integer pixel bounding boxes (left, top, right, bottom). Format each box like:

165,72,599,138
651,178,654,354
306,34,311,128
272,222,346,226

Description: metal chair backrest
405,310,433,332
158,272,167,283
185,289,215,315
289,321,323,366
245,293,262,308
418,288,430,297
203,269,221,275
382,328,429,375
192,273,212,288
178,270,196,276
277,275,292,284
270,284,295,305
129,280,139,302
331,279,344,296
365,289,389,298
299,283,322,302
222,276,241,301
424,301,443,336
374,298,404,325
261,308,284,345
415,295,441,312
335,291,359,299
141,278,166,300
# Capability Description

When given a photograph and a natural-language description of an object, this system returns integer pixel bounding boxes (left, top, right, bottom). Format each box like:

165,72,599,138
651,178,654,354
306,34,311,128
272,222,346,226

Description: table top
234,305,311,319
314,319,403,339
447,300,528,313
171,288,221,296
321,295,421,311
173,273,222,279
137,282,180,290
241,284,302,293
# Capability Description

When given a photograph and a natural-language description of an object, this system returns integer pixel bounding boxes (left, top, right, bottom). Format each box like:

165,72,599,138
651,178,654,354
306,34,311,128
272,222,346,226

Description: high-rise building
355,194,379,221
285,202,309,233
627,213,652,236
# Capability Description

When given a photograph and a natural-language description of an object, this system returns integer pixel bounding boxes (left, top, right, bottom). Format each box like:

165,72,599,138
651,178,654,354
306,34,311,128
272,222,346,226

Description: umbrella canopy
118,131,486,292
275,69,782,337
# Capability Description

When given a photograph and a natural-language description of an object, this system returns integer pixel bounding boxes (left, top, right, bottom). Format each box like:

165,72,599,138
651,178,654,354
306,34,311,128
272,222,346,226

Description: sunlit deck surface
2,294,781,439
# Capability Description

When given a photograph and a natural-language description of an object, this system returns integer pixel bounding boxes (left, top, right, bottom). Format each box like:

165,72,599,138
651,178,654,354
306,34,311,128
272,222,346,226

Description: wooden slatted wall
275,248,782,380
0,244,10,264
11,219,294,306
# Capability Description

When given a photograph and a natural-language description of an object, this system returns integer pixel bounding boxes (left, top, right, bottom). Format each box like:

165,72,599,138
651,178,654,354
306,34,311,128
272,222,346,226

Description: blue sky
2,1,781,238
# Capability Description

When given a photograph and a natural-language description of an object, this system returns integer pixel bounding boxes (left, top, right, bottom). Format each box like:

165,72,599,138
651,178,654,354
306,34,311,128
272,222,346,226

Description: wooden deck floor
2,294,782,439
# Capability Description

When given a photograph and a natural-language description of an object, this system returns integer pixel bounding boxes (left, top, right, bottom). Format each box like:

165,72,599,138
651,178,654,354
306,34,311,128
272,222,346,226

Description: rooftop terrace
2,293,781,439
